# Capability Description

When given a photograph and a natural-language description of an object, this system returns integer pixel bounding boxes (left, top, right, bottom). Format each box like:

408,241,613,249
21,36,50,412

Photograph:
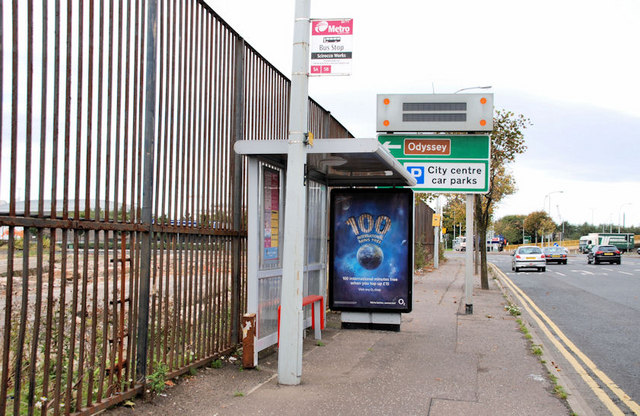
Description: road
489,251,640,414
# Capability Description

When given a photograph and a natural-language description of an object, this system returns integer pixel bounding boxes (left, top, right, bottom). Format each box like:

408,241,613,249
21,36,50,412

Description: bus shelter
234,138,416,364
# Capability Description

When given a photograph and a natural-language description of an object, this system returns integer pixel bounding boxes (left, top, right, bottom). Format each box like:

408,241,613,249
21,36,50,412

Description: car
511,246,546,272
587,245,621,265
637,247,640,255
542,246,568,264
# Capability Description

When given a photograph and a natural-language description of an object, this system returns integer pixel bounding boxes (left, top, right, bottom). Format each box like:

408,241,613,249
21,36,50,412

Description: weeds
147,362,169,396
549,374,568,399
532,344,543,356
504,303,521,316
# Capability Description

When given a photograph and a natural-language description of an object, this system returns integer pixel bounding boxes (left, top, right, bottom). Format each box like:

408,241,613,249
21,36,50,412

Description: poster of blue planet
329,188,413,312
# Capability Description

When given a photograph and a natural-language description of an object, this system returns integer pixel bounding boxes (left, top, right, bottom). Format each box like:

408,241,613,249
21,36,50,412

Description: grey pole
230,38,246,344
278,0,310,385
433,197,440,269
464,194,474,314
136,0,158,382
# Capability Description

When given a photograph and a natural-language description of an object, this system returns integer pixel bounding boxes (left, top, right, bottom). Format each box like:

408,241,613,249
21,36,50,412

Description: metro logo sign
312,20,353,35
310,19,353,76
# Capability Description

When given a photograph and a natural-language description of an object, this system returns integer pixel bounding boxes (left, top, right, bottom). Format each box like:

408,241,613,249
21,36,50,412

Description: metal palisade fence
0,0,352,414
414,200,435,265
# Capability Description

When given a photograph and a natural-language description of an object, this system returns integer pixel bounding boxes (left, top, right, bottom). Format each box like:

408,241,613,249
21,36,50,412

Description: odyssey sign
404,138,450,156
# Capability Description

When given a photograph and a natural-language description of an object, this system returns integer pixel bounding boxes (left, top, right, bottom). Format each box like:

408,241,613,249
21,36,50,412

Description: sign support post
433,206,440,269
278,0,310,385
465,194,474,314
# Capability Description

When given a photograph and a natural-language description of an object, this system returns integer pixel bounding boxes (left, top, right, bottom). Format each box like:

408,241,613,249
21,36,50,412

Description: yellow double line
491,264,640,416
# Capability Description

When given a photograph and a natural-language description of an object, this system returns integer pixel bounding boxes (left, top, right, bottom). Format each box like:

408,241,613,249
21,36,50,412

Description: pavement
107,254,574,415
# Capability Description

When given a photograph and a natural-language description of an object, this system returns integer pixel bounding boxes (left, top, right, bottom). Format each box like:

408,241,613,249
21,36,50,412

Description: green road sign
378,134,490,193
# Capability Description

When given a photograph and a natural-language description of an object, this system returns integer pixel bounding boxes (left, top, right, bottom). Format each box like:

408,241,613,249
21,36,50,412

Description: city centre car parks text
427,166,482,185
406,162,486,187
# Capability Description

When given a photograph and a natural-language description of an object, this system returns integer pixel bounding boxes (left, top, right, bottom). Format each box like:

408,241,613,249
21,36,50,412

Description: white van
453,236,466,251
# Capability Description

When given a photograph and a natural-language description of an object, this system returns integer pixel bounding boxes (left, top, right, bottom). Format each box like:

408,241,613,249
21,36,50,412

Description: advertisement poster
329,189,413,313
263,167,280,263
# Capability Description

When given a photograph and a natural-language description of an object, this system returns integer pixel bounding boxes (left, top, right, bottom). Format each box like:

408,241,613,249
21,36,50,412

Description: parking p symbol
407,166,425,184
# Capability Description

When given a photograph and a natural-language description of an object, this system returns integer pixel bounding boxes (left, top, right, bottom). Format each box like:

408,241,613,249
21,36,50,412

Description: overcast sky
4,1,635,227
206,0,640,228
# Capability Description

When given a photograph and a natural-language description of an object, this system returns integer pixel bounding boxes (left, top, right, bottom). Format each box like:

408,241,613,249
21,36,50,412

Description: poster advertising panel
261,167,280,268
329,188,413,313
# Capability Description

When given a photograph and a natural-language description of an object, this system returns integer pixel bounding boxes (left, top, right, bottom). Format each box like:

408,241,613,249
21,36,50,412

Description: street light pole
618,203,631,233
545,190,563,217
543,191,563,245
556,204,564,243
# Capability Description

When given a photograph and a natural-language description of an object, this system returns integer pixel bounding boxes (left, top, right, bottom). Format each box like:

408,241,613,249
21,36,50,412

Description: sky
206,0,640,228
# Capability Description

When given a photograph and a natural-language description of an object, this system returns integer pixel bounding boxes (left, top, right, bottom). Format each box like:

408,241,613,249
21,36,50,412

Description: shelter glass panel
258,275,282,338
306,181,327,265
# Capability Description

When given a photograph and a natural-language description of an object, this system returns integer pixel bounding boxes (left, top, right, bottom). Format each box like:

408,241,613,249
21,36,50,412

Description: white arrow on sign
382,141,402,150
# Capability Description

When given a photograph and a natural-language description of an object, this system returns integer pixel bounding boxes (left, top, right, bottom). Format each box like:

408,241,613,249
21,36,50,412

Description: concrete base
341,311,401,331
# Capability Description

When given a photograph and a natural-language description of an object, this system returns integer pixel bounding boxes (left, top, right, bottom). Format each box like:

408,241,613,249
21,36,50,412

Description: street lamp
544,191,563,218
556,204,564,243
454,85,492,94
618,203,632,233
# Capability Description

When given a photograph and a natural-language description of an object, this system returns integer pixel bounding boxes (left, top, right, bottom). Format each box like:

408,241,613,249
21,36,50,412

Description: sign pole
465,193,474,314
278,0,310,385
433,198,440,269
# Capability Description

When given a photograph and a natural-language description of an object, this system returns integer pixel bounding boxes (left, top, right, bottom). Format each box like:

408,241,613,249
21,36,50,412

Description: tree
442,195,466,241
524,211,556,243
493,214,526,244
476,110,530,289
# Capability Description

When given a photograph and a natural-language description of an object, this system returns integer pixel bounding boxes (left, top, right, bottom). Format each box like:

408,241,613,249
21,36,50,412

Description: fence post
136,0,158,383
231,37,245,344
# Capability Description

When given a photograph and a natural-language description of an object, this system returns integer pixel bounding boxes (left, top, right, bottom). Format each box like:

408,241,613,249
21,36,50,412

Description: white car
511,246,546,272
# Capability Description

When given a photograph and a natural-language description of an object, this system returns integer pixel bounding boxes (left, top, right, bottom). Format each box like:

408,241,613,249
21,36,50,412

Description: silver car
511,246,546,272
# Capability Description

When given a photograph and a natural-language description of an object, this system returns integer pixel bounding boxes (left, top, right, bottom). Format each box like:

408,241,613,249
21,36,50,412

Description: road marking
491,263,640,415
603,268,614,272
555,272,566,276
620,271,633,276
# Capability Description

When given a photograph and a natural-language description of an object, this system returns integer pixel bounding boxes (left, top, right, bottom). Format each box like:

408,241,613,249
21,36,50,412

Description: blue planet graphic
357,243,384,270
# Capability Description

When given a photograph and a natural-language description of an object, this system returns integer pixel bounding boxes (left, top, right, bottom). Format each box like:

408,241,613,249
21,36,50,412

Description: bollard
241,313,256,369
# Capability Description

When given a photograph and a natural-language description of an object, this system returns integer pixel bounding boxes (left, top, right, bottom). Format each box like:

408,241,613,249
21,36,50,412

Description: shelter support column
278,0,310,385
